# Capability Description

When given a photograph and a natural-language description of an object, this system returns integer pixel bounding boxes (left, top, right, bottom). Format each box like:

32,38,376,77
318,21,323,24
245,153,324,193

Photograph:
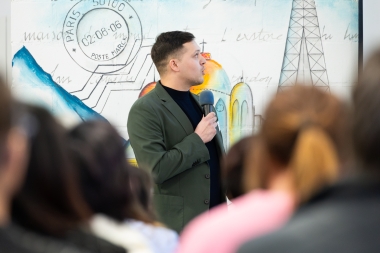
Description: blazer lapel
154,81,194,135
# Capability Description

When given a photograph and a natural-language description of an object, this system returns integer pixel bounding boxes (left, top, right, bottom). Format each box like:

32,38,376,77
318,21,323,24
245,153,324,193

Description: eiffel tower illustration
278,0,329,92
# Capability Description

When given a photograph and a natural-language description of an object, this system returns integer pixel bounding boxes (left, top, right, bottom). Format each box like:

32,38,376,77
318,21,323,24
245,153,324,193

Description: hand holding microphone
195,90,218,143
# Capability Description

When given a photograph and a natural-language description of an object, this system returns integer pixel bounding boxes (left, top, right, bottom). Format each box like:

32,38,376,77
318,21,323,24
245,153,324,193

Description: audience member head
68,120,153,223
128,166,156,221
353,50,380,172
151,31,195,75
0,78,29,226
11,104,91,236
221,135,256,199
245,85,350,203
0,77,12,139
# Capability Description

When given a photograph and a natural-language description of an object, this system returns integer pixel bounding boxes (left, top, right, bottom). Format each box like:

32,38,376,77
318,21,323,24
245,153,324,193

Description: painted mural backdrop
11,0,359,159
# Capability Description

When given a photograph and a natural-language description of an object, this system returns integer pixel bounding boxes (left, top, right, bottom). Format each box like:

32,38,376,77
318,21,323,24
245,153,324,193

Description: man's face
176,40,206,87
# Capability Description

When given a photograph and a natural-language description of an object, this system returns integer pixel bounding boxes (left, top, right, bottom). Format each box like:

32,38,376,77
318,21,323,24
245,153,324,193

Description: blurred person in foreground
177,85,351,253
0,77,104,253
0,77,31,252
127,166,179,253
238,51,380,253
11,104,125,253
221,136,254,201
68,120,178,253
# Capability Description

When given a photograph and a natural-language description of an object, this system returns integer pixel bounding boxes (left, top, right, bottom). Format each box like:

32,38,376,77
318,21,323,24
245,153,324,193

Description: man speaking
127,31,225,233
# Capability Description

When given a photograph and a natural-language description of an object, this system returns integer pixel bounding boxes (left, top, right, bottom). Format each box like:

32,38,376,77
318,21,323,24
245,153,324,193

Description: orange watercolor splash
139,82,157,97
140,53,229,97
201,52,211,60
190,58,224,95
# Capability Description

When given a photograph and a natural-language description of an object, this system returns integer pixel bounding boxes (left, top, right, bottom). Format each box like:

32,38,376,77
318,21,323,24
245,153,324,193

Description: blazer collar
154,81,194,135
154,81,225,154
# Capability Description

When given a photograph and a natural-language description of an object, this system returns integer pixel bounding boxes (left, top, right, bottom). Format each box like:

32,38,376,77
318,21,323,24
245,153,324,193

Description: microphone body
203,105,213,116
199,90,219,132
199,90,215,116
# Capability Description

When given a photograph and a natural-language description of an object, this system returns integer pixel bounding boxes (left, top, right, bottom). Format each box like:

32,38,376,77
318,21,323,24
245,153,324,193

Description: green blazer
127,81,225,233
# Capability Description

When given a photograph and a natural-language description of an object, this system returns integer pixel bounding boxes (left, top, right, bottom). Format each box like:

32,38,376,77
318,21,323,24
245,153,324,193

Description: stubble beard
190,75,204,87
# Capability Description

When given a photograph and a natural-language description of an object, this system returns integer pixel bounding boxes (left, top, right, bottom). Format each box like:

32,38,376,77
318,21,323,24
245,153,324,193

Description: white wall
0,0,11,18
363,0,380,65
4,1,375,85
0,0,11,85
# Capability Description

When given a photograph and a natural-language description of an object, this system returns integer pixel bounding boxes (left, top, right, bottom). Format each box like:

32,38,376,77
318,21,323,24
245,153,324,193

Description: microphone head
199,90,214,106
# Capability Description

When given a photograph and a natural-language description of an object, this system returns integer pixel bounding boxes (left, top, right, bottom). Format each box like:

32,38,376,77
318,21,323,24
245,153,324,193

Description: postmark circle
77,8,130,62
63,0,142,74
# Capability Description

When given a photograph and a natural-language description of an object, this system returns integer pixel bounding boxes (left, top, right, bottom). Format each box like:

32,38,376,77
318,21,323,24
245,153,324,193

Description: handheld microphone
200,90,220,133
199,90,214,116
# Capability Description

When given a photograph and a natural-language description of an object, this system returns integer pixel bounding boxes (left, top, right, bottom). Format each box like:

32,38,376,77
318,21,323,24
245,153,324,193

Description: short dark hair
151,31,195,74
353,49,380,170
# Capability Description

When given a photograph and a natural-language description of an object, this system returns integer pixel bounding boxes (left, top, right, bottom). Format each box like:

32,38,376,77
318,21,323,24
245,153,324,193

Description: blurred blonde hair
245,85,350,202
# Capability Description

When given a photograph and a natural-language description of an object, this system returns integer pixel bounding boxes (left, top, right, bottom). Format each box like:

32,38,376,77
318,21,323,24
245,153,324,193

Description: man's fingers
205,112,216,119
205,113,217,124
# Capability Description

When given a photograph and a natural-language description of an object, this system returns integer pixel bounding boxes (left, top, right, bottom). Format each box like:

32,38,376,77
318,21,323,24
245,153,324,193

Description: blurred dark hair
221,135,256,199
68,120,153,223
353,49,380,170
128,166,156,221
0,77,12,153
11,104,91,236
151,31,195,74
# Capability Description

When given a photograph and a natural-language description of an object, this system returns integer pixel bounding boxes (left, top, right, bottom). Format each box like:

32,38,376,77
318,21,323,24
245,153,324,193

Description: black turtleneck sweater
163,85,222,208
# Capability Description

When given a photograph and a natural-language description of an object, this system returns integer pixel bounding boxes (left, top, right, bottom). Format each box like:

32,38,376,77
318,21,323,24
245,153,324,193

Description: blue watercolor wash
13,46,104,121
12,46,128,146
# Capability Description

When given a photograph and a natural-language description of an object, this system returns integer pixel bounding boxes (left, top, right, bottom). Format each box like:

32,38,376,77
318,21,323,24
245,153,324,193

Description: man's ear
169,59,180,72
